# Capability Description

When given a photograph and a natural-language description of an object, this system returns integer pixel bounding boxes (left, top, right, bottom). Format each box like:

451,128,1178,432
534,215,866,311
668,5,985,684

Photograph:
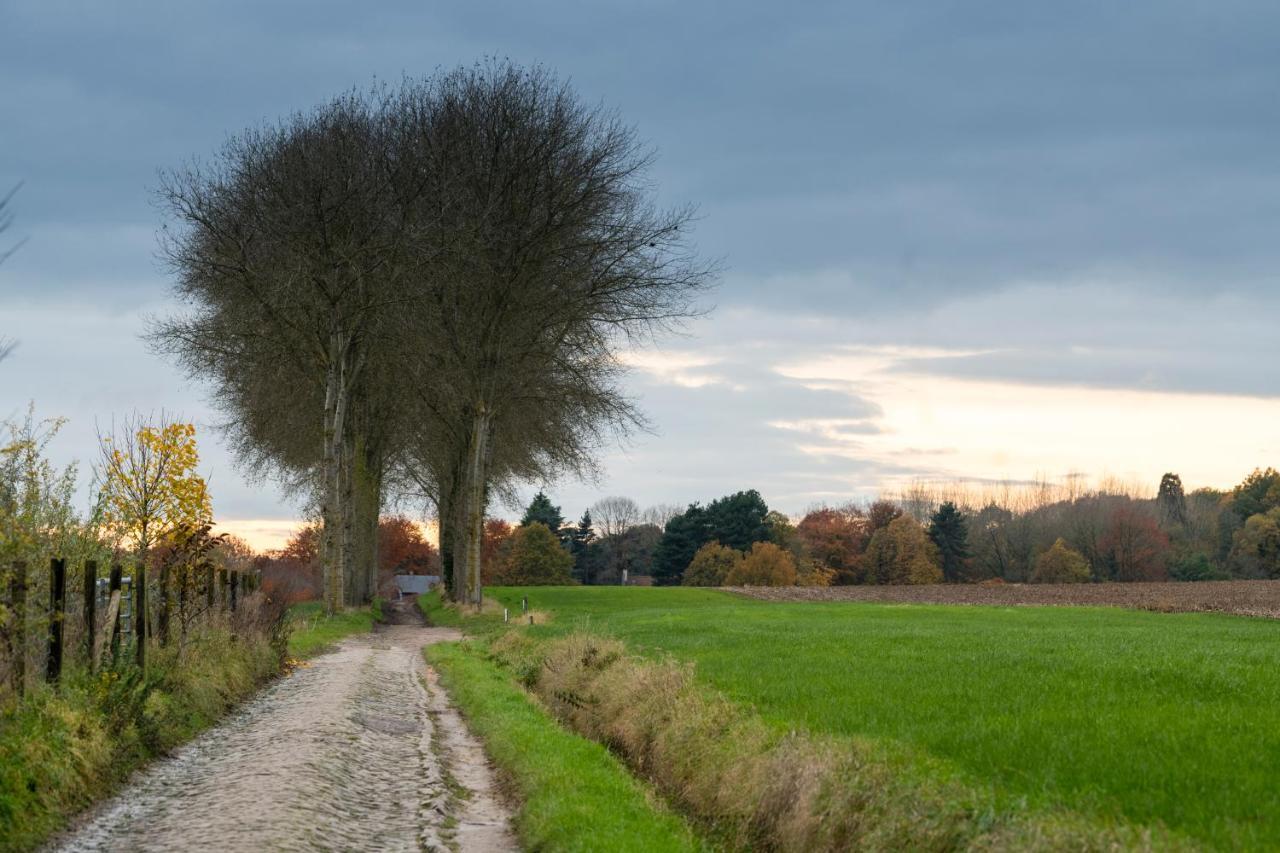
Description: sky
2,1,1278,550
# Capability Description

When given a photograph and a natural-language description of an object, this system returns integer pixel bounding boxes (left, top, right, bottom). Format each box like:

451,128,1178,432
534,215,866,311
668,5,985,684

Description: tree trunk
350,435,383,604
456,404,492,607
321,337,347,614
341,431,357,606
439,490,455,599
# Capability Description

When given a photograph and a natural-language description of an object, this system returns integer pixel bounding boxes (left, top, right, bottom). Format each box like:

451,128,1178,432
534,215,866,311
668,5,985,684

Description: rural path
51,600,517,852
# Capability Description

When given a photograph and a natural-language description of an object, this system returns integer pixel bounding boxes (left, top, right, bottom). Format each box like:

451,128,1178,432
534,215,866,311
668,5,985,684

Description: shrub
795,560,836,587
1030,539,1092,583
494,522,575,585
724,541,796,587
681,541,741,587
1168,551,1224,581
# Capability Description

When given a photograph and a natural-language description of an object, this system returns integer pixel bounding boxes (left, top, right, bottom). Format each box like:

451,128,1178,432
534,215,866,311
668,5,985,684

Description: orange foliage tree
481,518,514,585
796,504,868,584
1100,507,1169,581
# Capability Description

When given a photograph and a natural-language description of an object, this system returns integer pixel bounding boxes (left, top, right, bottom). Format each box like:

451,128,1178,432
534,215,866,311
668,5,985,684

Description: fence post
108,565,123,662
135,563,147,671
205,563,215,610
47,558,67,683
83,560,97,671
218,567,227,611
230,571,239,613
9,561,27,698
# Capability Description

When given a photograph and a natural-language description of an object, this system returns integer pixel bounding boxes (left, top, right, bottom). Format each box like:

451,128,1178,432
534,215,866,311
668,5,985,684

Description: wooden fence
1,558,260,699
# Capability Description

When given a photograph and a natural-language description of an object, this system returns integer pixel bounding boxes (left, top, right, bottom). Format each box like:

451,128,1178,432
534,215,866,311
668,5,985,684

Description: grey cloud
3,1,1278,521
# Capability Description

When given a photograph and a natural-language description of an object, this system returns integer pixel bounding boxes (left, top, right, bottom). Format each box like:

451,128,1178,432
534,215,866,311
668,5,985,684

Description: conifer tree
927,501,971,582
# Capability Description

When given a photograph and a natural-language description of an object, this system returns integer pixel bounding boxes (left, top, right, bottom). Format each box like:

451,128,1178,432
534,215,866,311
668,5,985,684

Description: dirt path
51,601,517,852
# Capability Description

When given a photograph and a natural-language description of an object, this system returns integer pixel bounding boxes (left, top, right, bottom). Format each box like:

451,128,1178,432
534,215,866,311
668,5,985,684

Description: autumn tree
97,415,212,561
927,501,971,582
378,516,439,576
493,522,575,586
863,516,942,585
1228,507,1280,578
681,541,741,587
724,541,797,587
797,504,868,584
867,499,903,534
1030,538,1092,583
480,519,514,585
1099,507,1170,581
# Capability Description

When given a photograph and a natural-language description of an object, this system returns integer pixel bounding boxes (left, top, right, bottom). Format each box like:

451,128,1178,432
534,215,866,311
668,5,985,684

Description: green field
484,586,1280,850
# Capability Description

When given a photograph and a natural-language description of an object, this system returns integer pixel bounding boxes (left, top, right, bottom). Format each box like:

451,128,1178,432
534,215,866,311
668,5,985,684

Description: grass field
482,586,1280,850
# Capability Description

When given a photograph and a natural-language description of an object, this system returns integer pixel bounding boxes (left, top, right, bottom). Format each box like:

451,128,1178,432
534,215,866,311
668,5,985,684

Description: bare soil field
731,579,1280,619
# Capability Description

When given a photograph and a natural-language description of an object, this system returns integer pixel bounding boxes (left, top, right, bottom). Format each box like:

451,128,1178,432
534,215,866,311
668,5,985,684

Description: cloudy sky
2,1,1278,549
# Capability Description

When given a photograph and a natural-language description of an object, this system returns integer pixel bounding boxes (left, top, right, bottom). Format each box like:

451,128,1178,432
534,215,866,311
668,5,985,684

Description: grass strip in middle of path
425,640,707,853
286,602,379,659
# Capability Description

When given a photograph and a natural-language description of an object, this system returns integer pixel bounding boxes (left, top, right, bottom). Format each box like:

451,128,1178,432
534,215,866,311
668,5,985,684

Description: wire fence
0,558,260,701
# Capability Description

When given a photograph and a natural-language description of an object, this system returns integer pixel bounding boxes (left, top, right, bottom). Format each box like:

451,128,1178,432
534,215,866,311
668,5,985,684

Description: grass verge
425,640,706,852
285,601,378,659
0,602,283,852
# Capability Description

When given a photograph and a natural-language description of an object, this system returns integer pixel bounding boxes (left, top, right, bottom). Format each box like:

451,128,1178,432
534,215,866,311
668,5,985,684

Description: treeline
497,468,1280,586
151,61,710,612
257,516,440,604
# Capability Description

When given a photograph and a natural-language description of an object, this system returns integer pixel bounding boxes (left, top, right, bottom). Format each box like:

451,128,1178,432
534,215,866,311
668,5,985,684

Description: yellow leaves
98,419,213,551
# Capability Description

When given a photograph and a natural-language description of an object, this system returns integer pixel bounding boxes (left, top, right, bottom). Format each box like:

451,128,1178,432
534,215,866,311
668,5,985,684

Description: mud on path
51,600,517,852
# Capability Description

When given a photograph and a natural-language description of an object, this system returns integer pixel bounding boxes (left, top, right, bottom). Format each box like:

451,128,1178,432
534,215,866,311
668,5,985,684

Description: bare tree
591,496,641,538
641,503,683,529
